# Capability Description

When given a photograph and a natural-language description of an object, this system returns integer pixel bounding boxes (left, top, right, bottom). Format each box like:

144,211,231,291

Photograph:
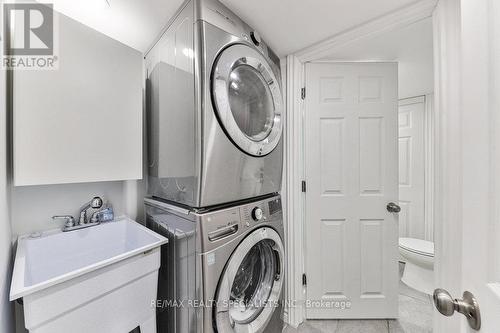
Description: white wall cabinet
13,12,143,186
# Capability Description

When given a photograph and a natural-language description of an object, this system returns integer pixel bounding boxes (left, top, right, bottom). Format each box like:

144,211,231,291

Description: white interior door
398,96,425,239
304,62,399,319
433,0,500,331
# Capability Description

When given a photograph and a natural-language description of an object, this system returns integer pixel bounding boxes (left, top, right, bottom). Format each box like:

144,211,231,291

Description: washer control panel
241,196,282,228
251,207,264,221
200,196,283,251
203,208,240,244
268,197,282,215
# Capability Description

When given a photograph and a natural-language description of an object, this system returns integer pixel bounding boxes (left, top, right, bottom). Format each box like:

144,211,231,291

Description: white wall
0,68,14,333
398,47,434,99
10,181,128,237
395,18,434,99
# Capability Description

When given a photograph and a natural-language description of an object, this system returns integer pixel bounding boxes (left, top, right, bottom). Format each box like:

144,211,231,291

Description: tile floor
284,264,433,333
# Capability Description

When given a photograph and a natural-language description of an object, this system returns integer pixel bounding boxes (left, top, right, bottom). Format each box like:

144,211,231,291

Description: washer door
215,227,284,333
212,44,283,156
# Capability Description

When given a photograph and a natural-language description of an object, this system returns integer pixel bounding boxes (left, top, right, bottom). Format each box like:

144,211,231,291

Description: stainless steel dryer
145,0,283,208
145,195,285,333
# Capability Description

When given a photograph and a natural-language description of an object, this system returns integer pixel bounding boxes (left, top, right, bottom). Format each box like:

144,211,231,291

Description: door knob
386,202,401,213
433,288,481,330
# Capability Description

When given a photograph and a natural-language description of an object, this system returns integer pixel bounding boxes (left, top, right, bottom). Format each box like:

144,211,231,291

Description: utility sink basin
10,216,167,333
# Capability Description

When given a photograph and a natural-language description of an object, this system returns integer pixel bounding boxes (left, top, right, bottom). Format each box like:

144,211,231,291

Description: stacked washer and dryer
144,0,285,332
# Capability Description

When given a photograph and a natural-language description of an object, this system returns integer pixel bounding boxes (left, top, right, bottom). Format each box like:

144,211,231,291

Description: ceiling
40,0,421,55
220,0,421,56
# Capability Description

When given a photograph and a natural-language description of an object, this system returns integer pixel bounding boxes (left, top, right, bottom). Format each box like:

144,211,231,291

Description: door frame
433,0,500,331
283,0,438,327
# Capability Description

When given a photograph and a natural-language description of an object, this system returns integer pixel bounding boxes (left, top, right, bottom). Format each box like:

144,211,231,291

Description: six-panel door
304,62,399,319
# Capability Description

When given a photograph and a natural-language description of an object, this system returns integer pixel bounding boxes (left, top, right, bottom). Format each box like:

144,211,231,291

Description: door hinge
301,87,306,100
302,273,307,286
301,180,306,193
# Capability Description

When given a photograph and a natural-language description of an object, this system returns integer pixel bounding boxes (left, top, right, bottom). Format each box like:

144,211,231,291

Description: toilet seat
399,237,434,257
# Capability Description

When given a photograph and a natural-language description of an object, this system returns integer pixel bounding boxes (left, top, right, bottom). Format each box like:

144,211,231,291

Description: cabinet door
13,12,142,186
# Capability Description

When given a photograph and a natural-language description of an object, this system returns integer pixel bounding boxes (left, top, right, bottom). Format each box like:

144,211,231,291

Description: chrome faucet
79,196,103,225
52,215,75,229
53,196,104,232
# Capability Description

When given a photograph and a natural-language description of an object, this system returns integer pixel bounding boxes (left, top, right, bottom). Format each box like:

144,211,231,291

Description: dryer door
212,44,283,157
215,227,284,333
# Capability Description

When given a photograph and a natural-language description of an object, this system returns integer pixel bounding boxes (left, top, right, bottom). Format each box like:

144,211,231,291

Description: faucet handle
52,215,75,227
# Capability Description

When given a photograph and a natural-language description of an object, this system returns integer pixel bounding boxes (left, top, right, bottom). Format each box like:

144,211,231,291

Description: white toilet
399,237,435,295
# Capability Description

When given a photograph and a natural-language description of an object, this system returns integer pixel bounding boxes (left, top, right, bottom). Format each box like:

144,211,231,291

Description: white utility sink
10,216,167,333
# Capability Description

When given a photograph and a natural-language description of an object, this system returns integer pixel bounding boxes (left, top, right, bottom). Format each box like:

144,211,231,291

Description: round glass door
212,44,283,156
215,228,284,333
228,65,275,142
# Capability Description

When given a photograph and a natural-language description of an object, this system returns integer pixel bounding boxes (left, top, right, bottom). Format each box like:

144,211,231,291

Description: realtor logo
2,2,58,69
4,3,53,55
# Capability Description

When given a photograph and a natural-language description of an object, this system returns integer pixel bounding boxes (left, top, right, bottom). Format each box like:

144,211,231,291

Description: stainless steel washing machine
145,194,285,333
145,0,284,208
